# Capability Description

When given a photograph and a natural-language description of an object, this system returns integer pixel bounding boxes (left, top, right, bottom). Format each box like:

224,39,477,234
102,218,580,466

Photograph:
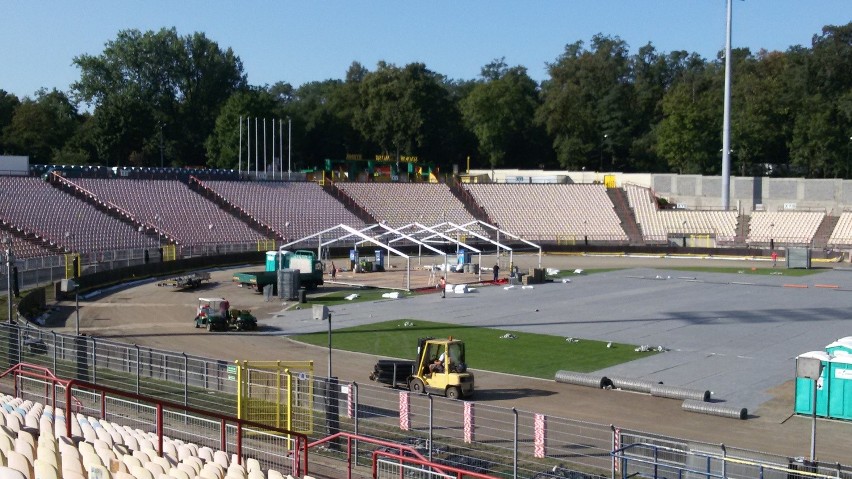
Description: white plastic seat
198,469,220,479
131,465,154,479
32,460,58,479
175,463,195,478
0,466,26,479
212,451,229,469
122,455,143,470
5,451,32,479
181,457,202,475
88,463,112,479
150,455,173,470
167,466,190,479
143,462,165,477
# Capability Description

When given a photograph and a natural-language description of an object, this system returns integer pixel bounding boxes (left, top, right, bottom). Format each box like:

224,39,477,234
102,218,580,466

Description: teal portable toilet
826,337,852,356
265,251,278,271
828,354,852,420
795,351,831,417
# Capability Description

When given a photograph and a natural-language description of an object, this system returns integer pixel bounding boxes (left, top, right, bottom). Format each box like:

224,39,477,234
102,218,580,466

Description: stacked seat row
0,395,304,479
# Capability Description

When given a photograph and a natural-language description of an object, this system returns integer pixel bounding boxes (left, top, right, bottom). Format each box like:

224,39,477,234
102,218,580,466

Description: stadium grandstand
1,167,850,260
4,165,852,479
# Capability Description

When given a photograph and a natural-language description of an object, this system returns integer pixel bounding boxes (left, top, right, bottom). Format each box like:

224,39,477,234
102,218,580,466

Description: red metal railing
371,450,500,479
0,363,309,477
0,362,83,412
308,432,435,479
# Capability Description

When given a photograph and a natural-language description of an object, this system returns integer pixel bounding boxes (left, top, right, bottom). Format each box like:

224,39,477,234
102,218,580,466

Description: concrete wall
652,175,850,214
471,169,851,214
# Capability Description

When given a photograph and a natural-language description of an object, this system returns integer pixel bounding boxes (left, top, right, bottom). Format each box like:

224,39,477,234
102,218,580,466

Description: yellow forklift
410,337,475,399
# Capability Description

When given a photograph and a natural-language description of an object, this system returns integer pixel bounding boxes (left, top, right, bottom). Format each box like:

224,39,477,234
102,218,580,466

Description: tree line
1,24,851,178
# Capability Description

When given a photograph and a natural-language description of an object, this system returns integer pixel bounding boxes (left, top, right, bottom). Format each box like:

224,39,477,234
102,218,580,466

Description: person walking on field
493,263,500,282
440,276,446,298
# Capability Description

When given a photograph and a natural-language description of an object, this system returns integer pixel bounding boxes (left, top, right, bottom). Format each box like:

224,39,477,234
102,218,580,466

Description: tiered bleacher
336,183,476,228
748,210,825,245
828,212,852,247
0,235,55,260
202,181,365,241
70,179,264,246
625,185,738,243
464,184,627,241
0,178,146,255
0,394,302,479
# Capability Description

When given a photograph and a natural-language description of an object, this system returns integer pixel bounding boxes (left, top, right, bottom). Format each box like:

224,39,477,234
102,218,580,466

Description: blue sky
2,1,851,100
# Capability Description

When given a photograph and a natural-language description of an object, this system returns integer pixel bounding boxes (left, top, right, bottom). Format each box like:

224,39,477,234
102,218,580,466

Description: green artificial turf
291,320,652,379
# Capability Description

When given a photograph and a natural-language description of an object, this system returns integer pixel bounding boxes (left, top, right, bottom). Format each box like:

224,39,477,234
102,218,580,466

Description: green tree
655,57,722,174
628,46,691,172
460,59,542,169
539,35,633,170
72,28,246,167
1,89,81,164
0,90,21,154
354,62,461,171
205,88,278,169
730,49,792,176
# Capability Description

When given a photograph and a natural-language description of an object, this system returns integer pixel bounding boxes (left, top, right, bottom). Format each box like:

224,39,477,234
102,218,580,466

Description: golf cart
194,297,258,332
194,297,230,332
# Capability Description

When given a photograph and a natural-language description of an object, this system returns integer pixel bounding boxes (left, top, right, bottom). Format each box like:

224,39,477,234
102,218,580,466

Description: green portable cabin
826,337,852,356
827,354,852,420
794,351,831,417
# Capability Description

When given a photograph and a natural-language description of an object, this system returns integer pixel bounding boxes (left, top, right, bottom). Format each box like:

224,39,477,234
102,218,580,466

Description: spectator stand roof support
280,223,415,290
385,222,484,282
370,222,482,281
459,220,542,268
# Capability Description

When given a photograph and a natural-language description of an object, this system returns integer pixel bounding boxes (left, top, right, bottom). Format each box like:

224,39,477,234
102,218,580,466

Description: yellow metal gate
235,360,314,434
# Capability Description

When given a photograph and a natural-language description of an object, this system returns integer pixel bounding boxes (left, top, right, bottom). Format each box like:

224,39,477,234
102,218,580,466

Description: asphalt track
55,253,852,463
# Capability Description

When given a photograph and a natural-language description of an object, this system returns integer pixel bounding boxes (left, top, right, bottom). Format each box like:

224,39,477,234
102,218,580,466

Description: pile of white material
381,292,400,299
344,294,359,301
546,268,560,276
499,333,517,340
573,269,584,274
635,345,667,352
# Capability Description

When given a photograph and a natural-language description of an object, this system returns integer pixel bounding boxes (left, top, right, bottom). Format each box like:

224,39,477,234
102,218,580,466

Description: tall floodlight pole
721,0,733,210
238,115,243,174
279,119,284,179
263,118,267,178
159,123,165,168
271,118,276,180
246,116,251,177
3,238,12,323
255,117,259,178
288,117,292,180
